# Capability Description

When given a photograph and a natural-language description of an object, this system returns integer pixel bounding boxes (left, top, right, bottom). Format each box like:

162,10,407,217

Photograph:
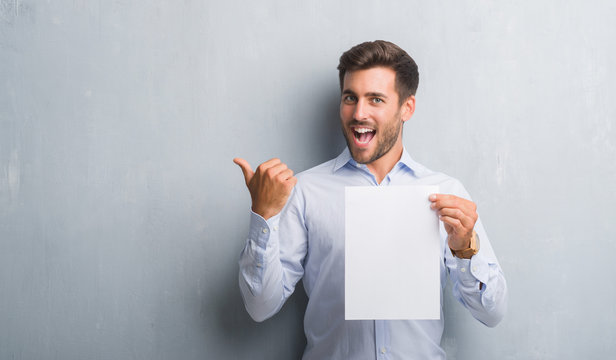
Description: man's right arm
238,191,307,321
238,211,286,321
234,158,305,322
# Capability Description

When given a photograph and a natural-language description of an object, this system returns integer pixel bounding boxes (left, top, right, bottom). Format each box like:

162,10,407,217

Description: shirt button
262,228,268,234
380,347,386,354
472,266,477,272
460,267,466,273
273,226,279,231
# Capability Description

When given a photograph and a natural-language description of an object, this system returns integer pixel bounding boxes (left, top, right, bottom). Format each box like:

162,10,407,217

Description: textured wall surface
1,1,615,359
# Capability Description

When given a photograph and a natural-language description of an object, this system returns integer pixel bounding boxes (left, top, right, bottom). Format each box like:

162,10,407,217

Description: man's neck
365,142,404,184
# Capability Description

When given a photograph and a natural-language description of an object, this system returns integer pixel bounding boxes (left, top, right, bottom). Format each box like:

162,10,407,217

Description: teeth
354,128,374,134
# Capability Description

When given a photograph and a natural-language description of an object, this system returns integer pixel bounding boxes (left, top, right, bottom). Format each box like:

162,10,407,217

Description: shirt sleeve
238,186,308,322
444,183,508,327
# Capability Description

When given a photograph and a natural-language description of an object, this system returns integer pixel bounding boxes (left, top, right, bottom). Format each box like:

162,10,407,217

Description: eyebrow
366,92,388,99
342,89,388,99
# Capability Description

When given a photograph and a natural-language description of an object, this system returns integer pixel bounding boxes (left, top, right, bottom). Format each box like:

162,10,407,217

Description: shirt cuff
248,210,281,250
454,251,490,286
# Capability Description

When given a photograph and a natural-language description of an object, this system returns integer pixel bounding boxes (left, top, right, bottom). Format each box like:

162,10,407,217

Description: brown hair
337,40,419,104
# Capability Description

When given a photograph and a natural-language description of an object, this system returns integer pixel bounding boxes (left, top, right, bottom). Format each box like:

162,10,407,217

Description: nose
353,99,368,121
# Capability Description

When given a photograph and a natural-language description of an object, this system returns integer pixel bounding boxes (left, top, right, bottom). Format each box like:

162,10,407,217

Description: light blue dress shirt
239,148,507,359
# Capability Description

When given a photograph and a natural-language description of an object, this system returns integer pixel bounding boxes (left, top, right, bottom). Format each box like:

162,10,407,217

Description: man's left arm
430,191,508,327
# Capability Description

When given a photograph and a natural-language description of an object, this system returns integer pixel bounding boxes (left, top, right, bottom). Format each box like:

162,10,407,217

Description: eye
343,95,357,104
371,98,384,104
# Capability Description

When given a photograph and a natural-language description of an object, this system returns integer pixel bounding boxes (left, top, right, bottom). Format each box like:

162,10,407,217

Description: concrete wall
1,1,614,358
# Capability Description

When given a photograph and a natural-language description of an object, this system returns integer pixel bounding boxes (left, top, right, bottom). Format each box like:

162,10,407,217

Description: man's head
337,40,419,105
337,41,418,171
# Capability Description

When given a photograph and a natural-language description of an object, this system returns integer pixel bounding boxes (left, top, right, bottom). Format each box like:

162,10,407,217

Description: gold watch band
450,231,479,259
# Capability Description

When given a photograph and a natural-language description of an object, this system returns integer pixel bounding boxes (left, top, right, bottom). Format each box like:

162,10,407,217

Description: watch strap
450,230,479,259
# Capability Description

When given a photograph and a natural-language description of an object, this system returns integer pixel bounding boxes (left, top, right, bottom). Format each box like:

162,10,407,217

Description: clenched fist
233,158,297,220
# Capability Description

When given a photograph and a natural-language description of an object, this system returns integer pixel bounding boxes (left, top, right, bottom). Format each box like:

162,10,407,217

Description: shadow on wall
315,85,347,163
288,75,347,173
209,77,343,358
211,270,308,359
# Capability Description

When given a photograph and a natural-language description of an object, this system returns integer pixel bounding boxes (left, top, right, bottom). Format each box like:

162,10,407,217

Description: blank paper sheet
345,185,441,320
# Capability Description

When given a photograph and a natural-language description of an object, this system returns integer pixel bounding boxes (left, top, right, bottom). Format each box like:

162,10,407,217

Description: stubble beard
342,113,403,165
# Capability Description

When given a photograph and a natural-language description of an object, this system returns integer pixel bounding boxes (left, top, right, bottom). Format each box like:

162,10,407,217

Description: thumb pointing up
233,158,254,186
233,157,296,219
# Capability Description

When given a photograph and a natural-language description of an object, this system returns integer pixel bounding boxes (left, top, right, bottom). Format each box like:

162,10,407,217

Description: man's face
340,67,412,165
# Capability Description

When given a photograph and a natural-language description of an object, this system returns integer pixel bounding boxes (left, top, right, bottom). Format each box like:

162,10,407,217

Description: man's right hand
233,158,297,220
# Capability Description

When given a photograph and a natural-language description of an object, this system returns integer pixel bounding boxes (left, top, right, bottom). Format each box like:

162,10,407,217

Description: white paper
345,185,441,320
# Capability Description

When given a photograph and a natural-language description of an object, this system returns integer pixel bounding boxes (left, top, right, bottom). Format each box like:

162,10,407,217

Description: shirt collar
333,148,353,172
332,146,428,177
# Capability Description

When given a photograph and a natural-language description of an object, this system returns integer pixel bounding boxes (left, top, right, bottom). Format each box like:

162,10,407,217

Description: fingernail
429,194,436,201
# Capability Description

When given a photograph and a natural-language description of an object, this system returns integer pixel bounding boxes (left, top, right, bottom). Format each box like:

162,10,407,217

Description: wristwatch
450,231,480,259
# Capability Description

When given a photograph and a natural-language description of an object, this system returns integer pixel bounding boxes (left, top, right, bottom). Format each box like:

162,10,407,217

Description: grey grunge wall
1,1,615,359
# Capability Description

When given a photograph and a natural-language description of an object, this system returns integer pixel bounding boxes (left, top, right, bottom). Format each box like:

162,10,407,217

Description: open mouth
353,127,375,145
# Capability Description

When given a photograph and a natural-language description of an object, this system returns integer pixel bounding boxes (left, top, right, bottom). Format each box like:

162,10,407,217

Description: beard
342,113,403,165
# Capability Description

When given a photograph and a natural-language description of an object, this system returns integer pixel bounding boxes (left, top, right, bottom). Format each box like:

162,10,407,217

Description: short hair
337,40,419,104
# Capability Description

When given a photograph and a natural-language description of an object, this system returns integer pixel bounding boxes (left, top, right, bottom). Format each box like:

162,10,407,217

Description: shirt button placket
375,320,389,359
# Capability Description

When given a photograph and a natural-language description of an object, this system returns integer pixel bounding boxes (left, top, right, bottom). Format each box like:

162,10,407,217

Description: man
234,40,507,359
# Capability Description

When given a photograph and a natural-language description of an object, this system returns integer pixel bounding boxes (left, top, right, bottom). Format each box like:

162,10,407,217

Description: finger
439,215,464,232
437,207,475,229
429,193,455,202
276,168,294,181
285,176,298,190
233,158,254,185
257,158,282,174
430,194,475,212
429,194,459,207
264,162,289,178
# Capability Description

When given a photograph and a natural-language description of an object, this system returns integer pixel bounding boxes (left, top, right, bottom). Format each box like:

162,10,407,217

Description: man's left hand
429,194,478,250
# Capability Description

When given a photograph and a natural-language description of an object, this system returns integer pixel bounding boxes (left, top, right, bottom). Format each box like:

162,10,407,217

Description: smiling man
340,66,413,184
234,40,507,359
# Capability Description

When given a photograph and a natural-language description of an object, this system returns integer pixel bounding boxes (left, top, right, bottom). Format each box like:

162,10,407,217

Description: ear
400,95,416,123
